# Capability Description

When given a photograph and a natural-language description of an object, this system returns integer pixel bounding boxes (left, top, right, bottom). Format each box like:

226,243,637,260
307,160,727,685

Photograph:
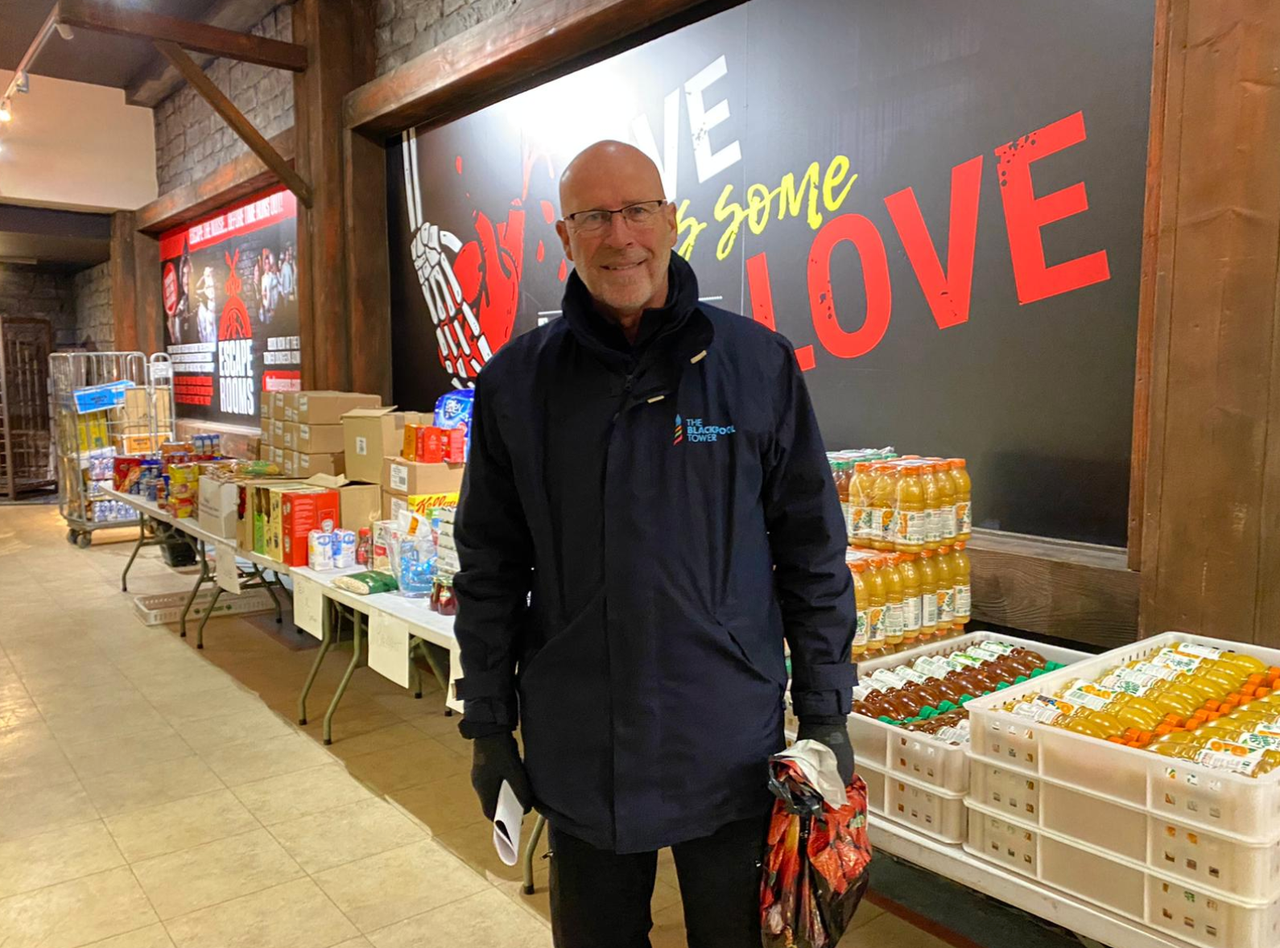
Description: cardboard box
269,419,286,446
282,422,300,450
296,391,381,425
279,488,340,567
340,483,381,531
297,452,346,478
114,433,164,455
382,456,464,496
271,392,287,416
343,407,405,485
260,398,272,423
381,488,461,521
271,445,286,467
285,451,299,476
402,423,428,461
296,423,344,454
116,387,172,434
198,476,239,538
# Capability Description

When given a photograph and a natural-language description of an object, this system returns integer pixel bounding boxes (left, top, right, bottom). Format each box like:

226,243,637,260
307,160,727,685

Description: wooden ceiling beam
55,0,308,72
125,0,286,108
154,40,312,207
343,0,732,136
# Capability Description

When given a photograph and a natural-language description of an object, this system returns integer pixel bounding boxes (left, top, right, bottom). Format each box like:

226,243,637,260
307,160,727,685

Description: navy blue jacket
453,255,855,853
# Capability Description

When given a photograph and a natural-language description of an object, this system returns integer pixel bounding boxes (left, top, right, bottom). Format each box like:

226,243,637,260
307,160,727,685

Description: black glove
470,732,533,822
797,718,855,786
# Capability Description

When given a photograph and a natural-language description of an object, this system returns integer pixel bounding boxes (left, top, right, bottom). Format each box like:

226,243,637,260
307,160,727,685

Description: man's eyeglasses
563,200,667,234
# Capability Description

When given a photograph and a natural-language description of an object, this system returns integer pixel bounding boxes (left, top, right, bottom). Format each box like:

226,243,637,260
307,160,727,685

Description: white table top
291,565,457,650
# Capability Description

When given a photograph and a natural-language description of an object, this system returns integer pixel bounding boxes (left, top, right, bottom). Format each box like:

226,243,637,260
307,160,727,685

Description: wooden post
1140,0,1280,647
343,126,392,402
293,0,376,391
110,211,139,351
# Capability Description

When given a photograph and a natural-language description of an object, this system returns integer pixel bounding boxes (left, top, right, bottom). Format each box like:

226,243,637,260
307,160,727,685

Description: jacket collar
561,254,713,370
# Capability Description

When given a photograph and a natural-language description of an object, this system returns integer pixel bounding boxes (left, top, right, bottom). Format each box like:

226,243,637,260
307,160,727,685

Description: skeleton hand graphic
402,134,525,389
411,222,491,386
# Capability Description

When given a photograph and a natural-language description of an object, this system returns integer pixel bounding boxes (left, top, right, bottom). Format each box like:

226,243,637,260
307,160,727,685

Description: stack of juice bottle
846,544,971,658
851,641,1063,746
999,642,1280,777
832,451,974,659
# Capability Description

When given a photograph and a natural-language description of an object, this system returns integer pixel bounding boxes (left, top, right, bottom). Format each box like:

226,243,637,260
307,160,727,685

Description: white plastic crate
965,804,1280,948
848,632,1089,794
132,587,276,626
966,632,1280,843
858,757,966,844
969,759,1280,902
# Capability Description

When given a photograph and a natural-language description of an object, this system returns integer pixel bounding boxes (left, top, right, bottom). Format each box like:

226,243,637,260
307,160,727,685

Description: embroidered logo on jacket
675,414,735,444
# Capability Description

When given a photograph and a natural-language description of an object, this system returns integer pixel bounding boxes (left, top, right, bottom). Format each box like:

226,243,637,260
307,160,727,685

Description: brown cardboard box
343,407,405,484
297,452,346,478
285,450,299,476
116,387,173,434
114,433,164,455
296,391,381,425
282,392,300,422
282,422,300,450
269,418,286,446
271,445,286,467
260,398,272,423
382,456,464,496
271,392,287,416
296,423,345,454
339,483,381,531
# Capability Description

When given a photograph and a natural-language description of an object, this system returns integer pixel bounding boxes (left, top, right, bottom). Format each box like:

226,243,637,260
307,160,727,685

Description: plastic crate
132,587,277,626
969,759,1280,902
965,804,1280,948
966,632,1280,843
848,632,1090,794
859,757,966,844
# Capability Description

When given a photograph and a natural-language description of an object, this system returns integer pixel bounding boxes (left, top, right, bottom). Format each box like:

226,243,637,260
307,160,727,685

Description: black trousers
548,812,771,948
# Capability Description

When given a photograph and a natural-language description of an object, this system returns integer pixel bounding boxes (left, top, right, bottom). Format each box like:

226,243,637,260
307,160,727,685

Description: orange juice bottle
870,463,899,552
894,463,926,553
849,462,876,547
850,560,869,659
918,549,940,641
935,544,956,637
865,555,889,657
897,553,923,648
949,459,972,541
931,459,958,544
883,554,906,652
952,541,971,630
921,462,943,552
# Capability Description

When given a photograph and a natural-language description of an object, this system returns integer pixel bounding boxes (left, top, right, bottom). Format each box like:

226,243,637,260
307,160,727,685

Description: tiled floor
0,503,951,948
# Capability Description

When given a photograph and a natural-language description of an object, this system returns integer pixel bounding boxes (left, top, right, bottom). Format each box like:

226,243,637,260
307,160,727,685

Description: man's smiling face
556,141,678,320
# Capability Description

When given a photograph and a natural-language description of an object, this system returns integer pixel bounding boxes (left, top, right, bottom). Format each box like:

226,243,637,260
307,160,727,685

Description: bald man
453,141,856,948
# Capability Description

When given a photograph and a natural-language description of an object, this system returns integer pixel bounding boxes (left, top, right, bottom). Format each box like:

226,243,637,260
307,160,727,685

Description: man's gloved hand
797,718,855,786
470,732,533,822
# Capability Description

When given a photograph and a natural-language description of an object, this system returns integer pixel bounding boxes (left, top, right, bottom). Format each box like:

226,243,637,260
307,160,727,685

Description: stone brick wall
0,264,78,349
152,6,295,195
376,0,516,76
72,262,114,351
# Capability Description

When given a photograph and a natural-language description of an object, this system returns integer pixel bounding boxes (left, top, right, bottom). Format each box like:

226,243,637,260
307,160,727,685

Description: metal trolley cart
50,351,176,547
